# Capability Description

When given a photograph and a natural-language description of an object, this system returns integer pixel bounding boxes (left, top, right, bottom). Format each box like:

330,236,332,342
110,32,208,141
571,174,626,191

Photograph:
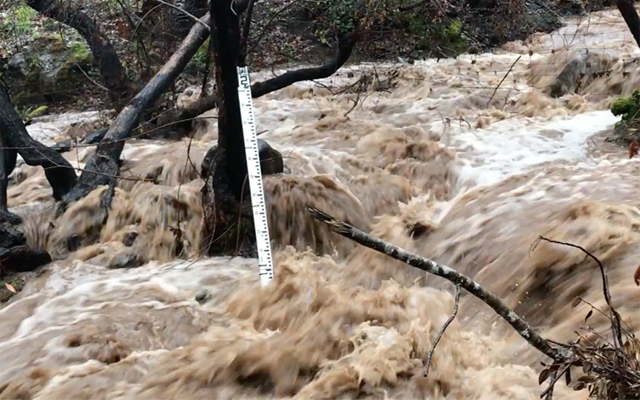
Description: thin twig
307,207,563,362
424,285,461,377
535,236,623,349
486,55,521,107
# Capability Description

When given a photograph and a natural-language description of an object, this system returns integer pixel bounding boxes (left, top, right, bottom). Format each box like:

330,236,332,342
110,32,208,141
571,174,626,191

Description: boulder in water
2,35,94,106
200,138,284,178
0,246,52,277
82,127,109,145
548,49,613,98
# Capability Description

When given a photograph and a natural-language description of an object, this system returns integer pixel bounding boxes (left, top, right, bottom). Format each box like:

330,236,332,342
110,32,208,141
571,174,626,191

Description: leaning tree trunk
57,13,211,215
26,0,132,108
616,0,640,48
0,85,77,212
200,0,257,256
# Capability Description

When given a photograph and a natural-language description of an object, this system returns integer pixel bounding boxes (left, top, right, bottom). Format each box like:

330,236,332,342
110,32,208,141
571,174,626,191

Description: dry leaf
585,310,593,323
571,297,581,308
539,368,551,385
634,265,640,286
573,382,586,391
4,283,16,294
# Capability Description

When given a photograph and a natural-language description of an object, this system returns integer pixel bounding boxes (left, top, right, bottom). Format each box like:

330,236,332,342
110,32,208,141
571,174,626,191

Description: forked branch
307,206,563,362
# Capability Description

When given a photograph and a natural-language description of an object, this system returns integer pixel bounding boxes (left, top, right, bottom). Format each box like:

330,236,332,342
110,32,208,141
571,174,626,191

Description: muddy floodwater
2,7,640,400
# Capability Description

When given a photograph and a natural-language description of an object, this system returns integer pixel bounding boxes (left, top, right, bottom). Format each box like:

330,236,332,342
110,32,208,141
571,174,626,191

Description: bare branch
424,285,461,377
486,55,521,108
307,206,563,362
536,236,623,349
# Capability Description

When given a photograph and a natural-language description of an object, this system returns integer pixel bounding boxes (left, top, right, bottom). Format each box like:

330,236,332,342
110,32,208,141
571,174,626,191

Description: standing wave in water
3,6,640,400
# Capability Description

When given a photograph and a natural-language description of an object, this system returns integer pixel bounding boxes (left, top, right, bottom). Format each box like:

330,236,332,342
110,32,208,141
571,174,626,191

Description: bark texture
200,0,257,256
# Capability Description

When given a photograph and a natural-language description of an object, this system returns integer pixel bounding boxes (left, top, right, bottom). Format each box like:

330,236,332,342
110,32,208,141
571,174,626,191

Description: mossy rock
2,35,94,107
607,91,640,146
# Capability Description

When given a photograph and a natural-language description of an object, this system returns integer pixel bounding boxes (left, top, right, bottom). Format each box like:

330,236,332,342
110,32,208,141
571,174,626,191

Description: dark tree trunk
58,14,211,214
0,122,19,224
165,31,359,138
0,85,77,210
617,0,640,48
25,0,132,108
200,0,257,256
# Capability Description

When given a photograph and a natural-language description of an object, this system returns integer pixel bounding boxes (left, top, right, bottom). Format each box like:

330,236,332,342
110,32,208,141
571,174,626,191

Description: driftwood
307,206,562,361
58,13,212,214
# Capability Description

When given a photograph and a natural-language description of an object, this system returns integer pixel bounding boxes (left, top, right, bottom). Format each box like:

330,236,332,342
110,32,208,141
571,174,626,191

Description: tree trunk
0,122,19,224
617,0,640,48
200,0,257,256
0,85,77,208
58,13,211,214
162,30,359,138
25,0,132,108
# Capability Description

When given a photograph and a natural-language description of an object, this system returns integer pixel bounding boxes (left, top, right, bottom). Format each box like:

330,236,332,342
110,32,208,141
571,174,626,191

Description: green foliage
611,91,640,127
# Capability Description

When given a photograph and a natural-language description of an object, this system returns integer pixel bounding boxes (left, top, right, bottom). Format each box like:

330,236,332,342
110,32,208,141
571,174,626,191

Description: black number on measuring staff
239,71,249,89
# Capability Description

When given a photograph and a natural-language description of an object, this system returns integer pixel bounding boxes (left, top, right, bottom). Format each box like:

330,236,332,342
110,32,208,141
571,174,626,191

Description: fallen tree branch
307,206,563,362
173,29,359,125
486,55,521,108
424,285,461,377
58,12,211,214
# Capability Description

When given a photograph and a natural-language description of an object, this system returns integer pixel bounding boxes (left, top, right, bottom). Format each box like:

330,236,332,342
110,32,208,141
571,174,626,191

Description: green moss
611,95,637,117
70,41,93,64
610,90,640,129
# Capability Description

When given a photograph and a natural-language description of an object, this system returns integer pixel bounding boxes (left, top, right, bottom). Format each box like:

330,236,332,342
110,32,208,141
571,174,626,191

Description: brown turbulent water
3,8,640,399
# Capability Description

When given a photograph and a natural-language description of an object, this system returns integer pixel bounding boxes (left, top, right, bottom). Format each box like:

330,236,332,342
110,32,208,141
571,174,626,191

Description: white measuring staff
237,66,274,286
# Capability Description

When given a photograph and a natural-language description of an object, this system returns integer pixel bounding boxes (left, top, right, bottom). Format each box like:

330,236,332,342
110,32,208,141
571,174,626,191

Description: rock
122,232,138,247
549,49,613,98
0,246,52,277
195,289,212,305
52,139,72,153
2,35,94,107
201,139,284,178
0,221,26,249
82,127,108,144
107,253,144,269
